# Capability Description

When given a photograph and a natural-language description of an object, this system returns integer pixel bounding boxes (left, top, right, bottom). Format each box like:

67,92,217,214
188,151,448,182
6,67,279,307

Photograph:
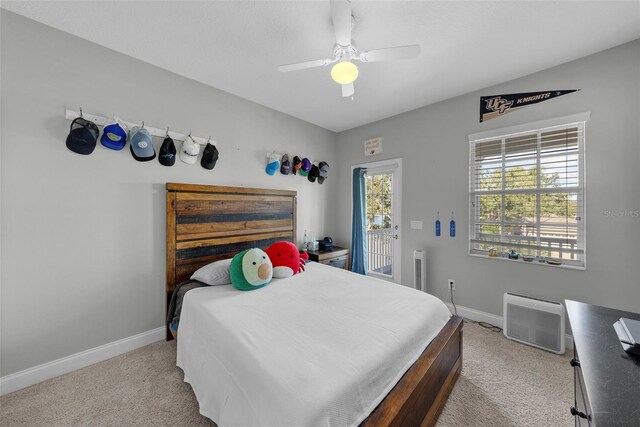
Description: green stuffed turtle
230,248,273,291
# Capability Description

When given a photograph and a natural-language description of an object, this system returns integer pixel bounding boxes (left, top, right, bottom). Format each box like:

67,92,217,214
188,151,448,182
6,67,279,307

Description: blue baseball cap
266,153,280,175
129,126,155,162
101,121,128,150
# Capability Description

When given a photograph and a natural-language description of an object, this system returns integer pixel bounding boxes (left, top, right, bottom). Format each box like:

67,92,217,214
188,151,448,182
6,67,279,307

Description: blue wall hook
450,211,456,237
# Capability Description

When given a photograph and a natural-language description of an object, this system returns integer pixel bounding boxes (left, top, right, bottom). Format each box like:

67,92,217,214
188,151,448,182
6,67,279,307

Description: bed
166,183,463,427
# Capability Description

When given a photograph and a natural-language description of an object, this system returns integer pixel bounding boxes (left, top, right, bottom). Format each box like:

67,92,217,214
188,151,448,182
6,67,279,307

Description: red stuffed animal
265,241,305,278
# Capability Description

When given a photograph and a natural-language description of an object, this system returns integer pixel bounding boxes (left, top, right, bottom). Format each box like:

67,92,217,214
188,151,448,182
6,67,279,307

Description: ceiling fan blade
342,82,354,97
277,58,332,73
331,0,352,46
359,44,421,63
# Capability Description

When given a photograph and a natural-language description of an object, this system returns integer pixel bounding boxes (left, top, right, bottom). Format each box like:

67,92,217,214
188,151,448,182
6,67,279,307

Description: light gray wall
0,11,337,376
332,40,640,318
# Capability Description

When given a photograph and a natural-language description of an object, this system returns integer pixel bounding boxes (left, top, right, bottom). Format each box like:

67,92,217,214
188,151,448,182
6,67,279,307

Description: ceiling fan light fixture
331,61,359,85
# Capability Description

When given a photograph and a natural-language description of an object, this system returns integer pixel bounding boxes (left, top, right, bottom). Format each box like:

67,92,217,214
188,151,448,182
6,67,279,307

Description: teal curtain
351,167,368,275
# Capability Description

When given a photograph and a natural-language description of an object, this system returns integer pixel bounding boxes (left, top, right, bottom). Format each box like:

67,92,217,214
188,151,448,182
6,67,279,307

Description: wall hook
64,108,212,144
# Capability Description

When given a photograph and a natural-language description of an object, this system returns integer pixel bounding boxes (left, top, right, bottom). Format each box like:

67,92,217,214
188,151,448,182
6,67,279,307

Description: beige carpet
0,321,573,426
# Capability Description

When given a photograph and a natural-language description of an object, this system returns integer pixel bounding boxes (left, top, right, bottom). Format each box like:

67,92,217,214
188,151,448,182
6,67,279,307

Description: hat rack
65,108,216,146
266,151,320,165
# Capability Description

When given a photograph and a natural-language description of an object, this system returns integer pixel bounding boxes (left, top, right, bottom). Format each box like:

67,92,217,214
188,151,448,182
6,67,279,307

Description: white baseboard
445,302,503,326
0,326,165,396
445,302,573,351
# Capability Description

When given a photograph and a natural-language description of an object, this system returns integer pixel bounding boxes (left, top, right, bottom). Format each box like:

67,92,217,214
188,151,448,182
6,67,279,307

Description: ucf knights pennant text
480,90,579,122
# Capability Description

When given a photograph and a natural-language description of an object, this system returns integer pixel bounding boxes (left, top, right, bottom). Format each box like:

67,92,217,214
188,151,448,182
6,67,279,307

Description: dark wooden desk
566,300,640,426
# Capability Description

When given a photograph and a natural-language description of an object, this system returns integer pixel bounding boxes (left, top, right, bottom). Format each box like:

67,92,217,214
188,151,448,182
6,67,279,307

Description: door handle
394,225,398,230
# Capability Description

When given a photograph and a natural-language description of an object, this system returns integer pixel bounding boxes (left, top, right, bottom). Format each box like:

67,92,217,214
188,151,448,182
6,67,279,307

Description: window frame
468,113,589,270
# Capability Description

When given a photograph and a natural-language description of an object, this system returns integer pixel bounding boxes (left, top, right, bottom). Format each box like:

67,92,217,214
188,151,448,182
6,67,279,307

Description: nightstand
306,246,350,271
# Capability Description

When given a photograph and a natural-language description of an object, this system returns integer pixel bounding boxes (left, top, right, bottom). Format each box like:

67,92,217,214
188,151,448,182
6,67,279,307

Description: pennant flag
480,90,579,122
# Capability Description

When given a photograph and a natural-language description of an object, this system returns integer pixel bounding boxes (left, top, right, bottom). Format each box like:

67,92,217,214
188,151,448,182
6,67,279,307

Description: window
365,172,394,277
469,120,585,268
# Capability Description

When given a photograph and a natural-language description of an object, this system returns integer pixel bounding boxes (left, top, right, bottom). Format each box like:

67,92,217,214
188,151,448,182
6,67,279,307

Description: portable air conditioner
413,250,427,292
503,293,565,354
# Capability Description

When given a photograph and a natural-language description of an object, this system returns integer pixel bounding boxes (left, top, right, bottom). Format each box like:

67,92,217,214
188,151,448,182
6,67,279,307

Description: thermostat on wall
410,221,423,230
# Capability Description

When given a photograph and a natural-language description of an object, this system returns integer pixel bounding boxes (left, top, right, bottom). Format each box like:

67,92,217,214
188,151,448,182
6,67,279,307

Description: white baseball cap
179,135,200,164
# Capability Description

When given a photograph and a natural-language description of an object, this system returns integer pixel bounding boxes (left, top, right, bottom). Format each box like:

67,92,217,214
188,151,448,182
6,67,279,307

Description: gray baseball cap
318,161,330,184
129,126,155,162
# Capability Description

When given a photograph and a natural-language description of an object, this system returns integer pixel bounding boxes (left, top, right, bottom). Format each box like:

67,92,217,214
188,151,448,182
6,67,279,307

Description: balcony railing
367,228,393,275
472,233,580,260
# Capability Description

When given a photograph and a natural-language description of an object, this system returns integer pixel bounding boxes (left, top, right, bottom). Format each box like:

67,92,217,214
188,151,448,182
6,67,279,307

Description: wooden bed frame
166,182,463,427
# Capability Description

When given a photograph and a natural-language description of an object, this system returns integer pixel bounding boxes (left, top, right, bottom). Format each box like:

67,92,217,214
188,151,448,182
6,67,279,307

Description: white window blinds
469,121,585,267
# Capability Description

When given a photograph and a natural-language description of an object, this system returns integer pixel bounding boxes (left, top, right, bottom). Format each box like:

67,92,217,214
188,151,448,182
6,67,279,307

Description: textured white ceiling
3,1,639,132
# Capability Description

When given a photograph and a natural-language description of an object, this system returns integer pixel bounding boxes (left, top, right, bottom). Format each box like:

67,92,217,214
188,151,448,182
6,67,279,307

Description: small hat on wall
299,157,312,177
201,142,219,170
292,156,302,175
318,161,330,184
66,117,99,155
179,135,200,164
100,121,128,151
266,153,280,175
308,164,320,182
129,126,156,162
158,136,177,166
280,154,291,175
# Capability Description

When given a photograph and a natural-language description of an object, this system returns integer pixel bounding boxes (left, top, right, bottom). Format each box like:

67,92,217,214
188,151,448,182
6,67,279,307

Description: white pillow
191,258,232,286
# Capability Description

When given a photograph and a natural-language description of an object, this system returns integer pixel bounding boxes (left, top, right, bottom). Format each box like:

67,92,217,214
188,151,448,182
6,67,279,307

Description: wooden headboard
166,183,297,338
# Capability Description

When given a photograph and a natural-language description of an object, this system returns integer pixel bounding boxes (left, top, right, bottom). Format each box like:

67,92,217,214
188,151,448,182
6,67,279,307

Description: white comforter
177,262,451,427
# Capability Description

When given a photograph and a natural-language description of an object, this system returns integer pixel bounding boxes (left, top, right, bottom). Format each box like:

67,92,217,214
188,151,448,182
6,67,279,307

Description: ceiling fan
277,0,421,98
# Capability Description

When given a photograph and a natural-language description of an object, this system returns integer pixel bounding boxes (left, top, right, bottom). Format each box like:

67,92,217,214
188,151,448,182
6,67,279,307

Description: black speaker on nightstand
319,237,333,251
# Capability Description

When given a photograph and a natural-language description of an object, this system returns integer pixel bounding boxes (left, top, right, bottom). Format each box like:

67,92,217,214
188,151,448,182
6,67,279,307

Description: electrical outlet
448,279,456,290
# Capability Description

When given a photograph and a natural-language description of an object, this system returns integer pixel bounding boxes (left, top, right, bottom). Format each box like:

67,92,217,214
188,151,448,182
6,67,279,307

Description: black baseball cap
66,117,99,155
292,156,302,175
159,136,176,166
308,164,320,182
201,143,219,170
